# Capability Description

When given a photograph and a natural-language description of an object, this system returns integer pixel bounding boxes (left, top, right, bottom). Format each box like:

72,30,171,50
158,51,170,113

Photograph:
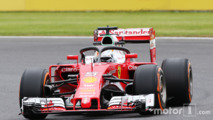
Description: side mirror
67,55,78,64
125,54,138,59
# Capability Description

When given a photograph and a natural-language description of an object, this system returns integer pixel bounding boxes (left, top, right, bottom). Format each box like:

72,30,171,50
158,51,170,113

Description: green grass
0,12,213,36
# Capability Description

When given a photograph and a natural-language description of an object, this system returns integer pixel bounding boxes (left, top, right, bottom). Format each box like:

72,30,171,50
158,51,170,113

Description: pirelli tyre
19,68,49,119
134,65,167,114
162,58,192,106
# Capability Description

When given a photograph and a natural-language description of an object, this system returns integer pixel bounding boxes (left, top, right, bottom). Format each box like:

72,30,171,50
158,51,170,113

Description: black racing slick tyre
162,58,192,106
19,68,49,119
134,65,167,114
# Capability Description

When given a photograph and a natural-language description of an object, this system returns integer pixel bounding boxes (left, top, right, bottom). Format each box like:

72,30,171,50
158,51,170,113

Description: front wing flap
21,94,155,114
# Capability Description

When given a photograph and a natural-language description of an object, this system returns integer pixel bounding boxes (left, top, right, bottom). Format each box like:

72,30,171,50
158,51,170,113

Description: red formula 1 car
19,26,193,119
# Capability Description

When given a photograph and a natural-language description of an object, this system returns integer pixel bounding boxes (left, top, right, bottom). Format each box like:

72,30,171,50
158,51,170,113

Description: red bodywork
46,28,156,112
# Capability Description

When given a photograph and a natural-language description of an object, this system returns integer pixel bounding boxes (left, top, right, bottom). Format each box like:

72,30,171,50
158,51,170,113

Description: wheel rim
43,72,50,97
160,74,167,104
188,65,193,100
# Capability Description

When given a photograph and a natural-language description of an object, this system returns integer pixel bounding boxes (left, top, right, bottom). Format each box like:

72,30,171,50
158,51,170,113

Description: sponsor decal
80,89,95,92
44,100,54,107
109,70,116,74
128,65,137,70
98,28,150,36
83,77,97,83
79,88,96,96
150,39,156,49
109,66,116,74
79,92,95,95
150,33,155,40
83,84,94,87
85,72,98,76
61,67,79,72
79,95,94,97
118,66,121,78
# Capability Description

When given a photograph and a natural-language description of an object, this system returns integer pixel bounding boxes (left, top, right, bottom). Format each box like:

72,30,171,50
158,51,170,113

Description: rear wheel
162,58,192,106
134,65,167,114
19,68,49,119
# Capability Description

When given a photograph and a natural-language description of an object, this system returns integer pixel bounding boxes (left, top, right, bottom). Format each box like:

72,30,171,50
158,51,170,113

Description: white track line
0,36,93,39
157,37,213,40
0,36,213,40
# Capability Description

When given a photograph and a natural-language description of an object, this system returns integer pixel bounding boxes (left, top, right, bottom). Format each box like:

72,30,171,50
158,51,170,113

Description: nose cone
81,98,91,108
74,64,110,109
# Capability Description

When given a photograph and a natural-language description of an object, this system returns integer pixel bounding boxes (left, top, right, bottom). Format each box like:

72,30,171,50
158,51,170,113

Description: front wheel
134,65,167,114
19,68,49,119
162,58,193,106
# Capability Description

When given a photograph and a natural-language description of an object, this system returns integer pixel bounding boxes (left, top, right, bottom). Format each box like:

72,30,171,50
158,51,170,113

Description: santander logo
98,28,151,36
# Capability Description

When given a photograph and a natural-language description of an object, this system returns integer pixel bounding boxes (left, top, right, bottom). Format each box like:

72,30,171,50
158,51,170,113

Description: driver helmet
100,50,114,62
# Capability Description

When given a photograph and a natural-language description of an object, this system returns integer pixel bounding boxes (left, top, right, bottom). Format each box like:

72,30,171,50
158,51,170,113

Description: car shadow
45,112,162,120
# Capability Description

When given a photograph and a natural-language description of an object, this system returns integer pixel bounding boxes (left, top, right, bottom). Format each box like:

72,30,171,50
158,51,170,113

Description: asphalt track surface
0,37,213,120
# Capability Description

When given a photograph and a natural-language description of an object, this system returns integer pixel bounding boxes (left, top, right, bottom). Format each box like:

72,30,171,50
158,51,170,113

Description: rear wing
93,27,156,62
94,28,155,43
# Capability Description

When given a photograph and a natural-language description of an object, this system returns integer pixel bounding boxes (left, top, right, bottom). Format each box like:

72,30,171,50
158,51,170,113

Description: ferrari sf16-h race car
19,26,193,119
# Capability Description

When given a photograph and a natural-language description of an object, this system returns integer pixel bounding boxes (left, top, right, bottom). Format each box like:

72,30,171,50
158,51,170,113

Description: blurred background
0,0,212,36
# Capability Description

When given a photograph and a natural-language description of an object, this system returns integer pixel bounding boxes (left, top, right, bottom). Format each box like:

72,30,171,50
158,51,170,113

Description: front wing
21,94,155,114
